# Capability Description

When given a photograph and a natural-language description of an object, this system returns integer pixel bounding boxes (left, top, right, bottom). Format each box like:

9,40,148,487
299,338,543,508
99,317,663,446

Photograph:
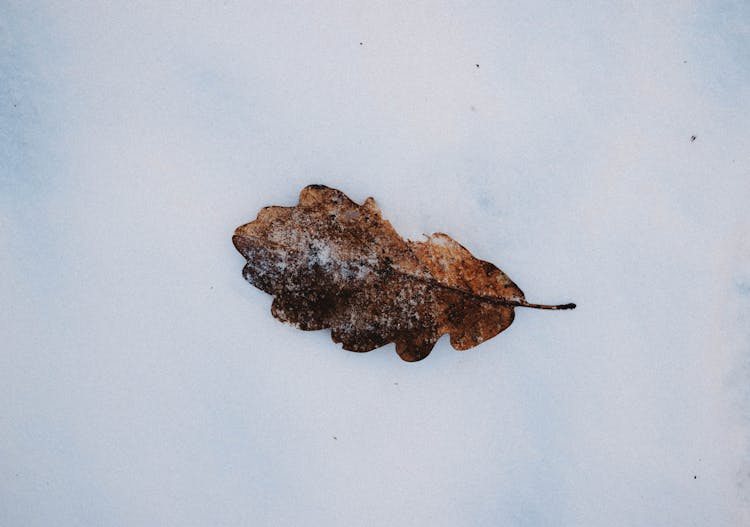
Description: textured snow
2,2,749,526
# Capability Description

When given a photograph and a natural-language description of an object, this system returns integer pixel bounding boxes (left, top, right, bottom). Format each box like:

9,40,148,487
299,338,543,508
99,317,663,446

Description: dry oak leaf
233,185,575,362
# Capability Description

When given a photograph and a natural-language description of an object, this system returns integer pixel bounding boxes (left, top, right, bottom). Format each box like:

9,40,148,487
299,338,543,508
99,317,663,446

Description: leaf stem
407,274,575,310
514,301,576,310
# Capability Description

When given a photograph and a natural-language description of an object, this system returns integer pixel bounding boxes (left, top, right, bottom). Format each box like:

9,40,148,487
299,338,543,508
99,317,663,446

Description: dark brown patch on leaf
233,185,575,362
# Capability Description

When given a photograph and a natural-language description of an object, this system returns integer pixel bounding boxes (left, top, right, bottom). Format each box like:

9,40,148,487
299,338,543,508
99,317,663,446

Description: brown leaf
232,185,575,362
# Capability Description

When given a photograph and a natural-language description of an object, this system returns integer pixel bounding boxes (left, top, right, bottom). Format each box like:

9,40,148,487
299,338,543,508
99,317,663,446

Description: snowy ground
2,2,749,526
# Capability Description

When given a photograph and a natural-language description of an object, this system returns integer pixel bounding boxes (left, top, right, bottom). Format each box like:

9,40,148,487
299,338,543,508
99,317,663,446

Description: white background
2,2,749,525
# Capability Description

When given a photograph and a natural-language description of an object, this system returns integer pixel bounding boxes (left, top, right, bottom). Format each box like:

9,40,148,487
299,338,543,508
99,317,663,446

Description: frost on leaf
232,185,575,362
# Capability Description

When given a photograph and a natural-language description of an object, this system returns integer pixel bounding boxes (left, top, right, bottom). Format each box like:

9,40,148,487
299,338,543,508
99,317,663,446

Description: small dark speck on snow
690,135,697,142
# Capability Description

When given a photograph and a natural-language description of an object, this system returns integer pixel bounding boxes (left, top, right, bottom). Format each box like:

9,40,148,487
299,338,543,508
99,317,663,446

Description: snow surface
2,2,749,526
